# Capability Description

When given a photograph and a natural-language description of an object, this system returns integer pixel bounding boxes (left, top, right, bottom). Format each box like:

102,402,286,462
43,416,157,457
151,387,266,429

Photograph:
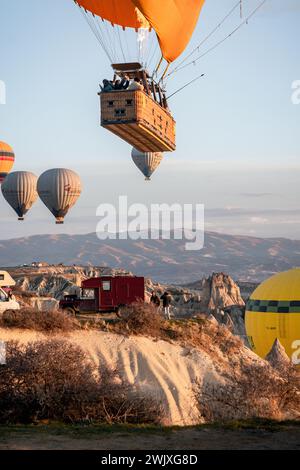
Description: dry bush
12,287,39,298
0,339,163,425
197,361,300,423
117,301,163,337
0,308,79,333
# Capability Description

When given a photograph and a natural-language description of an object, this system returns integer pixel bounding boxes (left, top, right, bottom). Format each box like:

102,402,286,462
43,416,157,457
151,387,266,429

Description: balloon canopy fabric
37,168,82,224
0,141,15,184
1,171,38,220
131,148,163,180
245,268,300,366
76,0,206,63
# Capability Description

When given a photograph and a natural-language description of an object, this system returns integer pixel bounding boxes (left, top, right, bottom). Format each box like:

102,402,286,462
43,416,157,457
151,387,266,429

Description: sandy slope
0,328,225,426
0,327,295,426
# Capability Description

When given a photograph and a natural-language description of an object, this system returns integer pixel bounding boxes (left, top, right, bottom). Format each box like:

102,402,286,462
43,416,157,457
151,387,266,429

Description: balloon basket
101,89,176,153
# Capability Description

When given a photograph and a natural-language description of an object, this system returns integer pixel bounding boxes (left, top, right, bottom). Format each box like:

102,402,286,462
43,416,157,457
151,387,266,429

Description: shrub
0,339,163,425
0,309,79,333
118,301,163,337
197,361,300,422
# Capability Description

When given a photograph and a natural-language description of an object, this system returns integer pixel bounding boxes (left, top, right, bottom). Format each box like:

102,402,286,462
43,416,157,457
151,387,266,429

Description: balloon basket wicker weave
100,89,176,153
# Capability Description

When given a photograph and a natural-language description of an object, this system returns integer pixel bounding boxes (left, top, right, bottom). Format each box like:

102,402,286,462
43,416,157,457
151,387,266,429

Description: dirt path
0,424,299,450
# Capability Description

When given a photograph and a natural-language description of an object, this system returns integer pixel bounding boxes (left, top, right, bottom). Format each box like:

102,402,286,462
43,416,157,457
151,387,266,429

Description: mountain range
1,231,300,283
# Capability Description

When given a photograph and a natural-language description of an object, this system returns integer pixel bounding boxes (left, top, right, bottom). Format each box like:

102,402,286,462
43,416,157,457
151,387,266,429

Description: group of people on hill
150,291,173,320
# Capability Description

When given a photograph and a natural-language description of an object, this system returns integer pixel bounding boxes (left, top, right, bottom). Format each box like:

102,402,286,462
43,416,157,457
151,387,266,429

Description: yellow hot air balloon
1,171,38,220
0,141,15,184
37,169,82,224
245,268,300,366
131,148,163,180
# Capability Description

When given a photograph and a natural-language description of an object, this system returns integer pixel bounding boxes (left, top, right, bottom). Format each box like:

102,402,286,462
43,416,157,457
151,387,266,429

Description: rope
170,0,241,77
167,0,267,78
167,74,205,100
79,8,113,62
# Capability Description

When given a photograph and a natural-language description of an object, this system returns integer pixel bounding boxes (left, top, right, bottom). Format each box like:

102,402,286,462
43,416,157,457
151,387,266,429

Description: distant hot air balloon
37,168,82,224
131,148,163,181
1,171,38,220
0,141,15,184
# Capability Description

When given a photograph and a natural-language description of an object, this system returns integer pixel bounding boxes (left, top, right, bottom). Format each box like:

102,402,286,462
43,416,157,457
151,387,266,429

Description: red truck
59,275,145,315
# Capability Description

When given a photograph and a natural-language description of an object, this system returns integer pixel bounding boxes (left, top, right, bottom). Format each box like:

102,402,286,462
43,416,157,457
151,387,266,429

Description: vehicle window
0,290,7,301
81,289,95,299
0,275,4,281
102,281,111,291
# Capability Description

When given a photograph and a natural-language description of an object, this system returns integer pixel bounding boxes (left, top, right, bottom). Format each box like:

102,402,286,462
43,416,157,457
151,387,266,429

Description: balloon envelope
0,141,15,184
131,148,163,180
37,168,82,224
1,171,38,220
245,268,300,366
76,0,206,63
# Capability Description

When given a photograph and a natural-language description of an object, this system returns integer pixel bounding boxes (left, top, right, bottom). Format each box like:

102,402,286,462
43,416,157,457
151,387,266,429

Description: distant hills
1,231,300,284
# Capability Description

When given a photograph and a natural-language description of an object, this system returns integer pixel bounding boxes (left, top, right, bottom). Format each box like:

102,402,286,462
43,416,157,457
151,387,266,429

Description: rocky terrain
1,231,300,283
7,266,246,337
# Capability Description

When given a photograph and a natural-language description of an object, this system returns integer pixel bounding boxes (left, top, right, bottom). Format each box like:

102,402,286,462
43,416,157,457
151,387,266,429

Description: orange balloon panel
76,0,206,63
75,0,147,29
134,0,206,62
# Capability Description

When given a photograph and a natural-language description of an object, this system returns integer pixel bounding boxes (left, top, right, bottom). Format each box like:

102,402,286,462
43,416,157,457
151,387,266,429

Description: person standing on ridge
150,291,161,309
161,291,172,319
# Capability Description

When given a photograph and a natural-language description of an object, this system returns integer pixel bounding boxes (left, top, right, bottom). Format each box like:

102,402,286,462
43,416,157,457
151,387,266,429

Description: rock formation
265,338,291,370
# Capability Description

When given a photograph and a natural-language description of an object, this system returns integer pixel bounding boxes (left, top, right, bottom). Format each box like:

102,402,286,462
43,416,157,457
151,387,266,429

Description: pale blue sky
0,0,299,239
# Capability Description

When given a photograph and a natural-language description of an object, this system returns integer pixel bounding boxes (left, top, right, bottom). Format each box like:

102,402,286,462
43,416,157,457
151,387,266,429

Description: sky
0,0,299,240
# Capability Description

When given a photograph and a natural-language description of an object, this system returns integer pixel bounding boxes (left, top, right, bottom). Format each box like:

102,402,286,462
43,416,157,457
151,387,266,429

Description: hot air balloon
131,148,163,180
74,0,205,152
245,268,300,366
37,169,82,224
1,171,38,221
0,141,15,184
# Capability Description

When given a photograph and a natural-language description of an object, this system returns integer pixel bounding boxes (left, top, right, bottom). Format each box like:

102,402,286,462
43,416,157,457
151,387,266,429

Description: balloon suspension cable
168,0,241,78
240,0,243,19
167,0,268,79
167,73,205,100
153,55,163,77
159,63,170,84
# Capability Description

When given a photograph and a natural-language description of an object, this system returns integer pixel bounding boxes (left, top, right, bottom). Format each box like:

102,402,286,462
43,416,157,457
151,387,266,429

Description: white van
0,271,20,314
0,287,20,314
0,271,16,289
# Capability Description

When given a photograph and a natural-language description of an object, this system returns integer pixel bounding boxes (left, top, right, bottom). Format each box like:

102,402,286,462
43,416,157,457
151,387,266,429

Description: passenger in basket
114,78,130,90
128,78,144,91
100,79,114,92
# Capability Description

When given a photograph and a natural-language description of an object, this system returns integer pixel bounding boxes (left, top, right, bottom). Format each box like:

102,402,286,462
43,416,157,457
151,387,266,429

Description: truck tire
65,307,76,317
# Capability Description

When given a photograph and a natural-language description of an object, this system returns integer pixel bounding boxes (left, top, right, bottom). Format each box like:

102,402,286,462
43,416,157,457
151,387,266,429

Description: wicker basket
100,89,176,152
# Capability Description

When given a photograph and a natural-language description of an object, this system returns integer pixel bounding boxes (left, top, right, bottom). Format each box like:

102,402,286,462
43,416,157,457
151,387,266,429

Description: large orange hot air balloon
0,141,15,184
75,0,205,63
74,1,206,152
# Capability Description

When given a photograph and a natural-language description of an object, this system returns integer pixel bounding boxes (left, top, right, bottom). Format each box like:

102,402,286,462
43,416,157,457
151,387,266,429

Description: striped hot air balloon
37,168,82,224
1,171,38,220
131,148,163,180
0,141,15,184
